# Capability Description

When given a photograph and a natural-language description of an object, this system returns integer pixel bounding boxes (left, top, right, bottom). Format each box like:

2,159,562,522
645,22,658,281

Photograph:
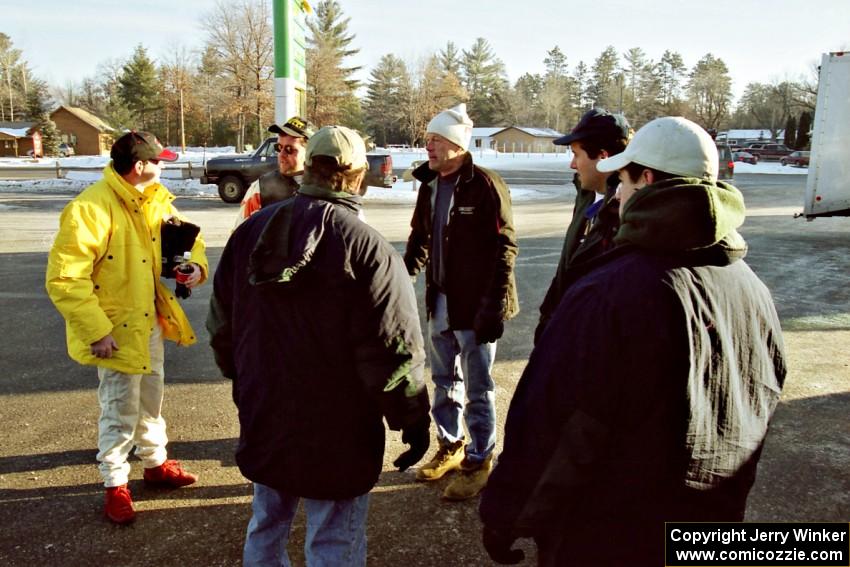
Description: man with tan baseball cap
208,125,430,565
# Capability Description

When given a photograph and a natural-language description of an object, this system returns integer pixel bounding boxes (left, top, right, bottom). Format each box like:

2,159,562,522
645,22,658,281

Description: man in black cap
534,108,631,342
234,116,316,227
46,131,208,525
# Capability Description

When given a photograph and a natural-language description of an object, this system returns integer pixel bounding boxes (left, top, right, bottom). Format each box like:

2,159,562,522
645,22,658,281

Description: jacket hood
615,177,747,259
247,184,361,286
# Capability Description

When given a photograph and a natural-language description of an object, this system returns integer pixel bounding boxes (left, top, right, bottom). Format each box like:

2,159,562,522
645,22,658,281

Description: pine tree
784,115,797,149
796,111,812,149
460,38,509,125
26,80,60,156
589,46,619,110
363,54,408,146
687,54,732,129
622,48,647,119
508,73,543,126
571,62,591,113
439,42,462,78
657,50,687,114
306,0,361,126
118,45,161,128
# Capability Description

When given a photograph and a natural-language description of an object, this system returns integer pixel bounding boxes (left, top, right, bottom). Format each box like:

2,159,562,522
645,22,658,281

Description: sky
4,0,849,104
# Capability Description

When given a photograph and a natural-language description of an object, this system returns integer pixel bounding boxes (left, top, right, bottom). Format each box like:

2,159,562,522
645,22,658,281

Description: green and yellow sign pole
272,0,311,123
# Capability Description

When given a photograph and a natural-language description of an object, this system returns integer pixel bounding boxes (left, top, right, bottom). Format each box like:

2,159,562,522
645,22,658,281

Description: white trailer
803,52,850,219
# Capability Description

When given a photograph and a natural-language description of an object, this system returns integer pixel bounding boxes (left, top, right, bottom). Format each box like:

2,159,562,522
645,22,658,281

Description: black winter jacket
404,153,519,328
535,174,620,342
207,185,429,500
481,178,786,566
259,169,299,206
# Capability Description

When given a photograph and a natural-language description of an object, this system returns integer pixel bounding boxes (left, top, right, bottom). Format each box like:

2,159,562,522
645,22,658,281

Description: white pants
96,324,168,487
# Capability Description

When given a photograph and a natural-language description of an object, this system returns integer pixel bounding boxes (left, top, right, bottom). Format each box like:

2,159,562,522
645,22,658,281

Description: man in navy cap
535,108,631,342
480,116,785,566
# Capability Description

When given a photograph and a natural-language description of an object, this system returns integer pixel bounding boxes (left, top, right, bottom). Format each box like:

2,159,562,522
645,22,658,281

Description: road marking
517,252,562,262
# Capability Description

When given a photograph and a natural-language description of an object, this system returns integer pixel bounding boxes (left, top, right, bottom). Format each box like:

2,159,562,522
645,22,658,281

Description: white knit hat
426,103,474,151
597,116,719,180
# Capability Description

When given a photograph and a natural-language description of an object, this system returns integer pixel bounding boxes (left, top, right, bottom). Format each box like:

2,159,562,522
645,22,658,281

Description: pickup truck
200,137,396,203
744,143,793,161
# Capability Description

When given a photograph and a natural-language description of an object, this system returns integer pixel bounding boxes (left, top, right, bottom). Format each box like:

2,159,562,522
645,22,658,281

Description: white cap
426,103,474,151
596,116,719,180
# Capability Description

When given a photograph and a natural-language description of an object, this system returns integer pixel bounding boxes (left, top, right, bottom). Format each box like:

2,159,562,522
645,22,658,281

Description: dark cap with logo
269,116,316,139
111,131,178,162
554,108,631,146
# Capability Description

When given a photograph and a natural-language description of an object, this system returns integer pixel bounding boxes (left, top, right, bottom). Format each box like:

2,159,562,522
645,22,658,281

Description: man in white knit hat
404,103,519,501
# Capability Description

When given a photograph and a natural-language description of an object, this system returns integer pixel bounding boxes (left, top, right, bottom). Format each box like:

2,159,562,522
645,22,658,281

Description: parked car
716,144,734,180
744,143,792,161
733,151,758,165
26,142,75,158
200,137,396,203
780,150,810,167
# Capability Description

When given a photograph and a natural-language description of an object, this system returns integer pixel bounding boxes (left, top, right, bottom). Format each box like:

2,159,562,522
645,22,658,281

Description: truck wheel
218,176,246,203
780,158,787,166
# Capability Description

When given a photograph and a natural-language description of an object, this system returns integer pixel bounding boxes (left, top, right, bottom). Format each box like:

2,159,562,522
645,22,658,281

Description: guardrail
0,163,205,180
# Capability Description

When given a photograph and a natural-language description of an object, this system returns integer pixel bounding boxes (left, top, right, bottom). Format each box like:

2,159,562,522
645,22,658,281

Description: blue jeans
429,293,497,463
243,483,369,567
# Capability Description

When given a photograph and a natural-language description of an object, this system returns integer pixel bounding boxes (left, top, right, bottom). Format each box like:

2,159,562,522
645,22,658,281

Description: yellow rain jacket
46,164,208,375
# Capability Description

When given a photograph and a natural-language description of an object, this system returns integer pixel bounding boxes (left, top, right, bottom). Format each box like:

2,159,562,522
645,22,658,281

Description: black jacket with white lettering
404,153,519,328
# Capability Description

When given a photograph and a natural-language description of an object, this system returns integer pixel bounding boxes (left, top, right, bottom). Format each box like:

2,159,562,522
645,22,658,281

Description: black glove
474,311,504,345
482,526,525,565
393,415,431,472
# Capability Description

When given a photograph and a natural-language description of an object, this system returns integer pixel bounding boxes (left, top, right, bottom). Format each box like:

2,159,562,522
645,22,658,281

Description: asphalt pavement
0,172,847,566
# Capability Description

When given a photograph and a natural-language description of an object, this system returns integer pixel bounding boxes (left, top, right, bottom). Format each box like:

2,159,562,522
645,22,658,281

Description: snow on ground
0,147,807,204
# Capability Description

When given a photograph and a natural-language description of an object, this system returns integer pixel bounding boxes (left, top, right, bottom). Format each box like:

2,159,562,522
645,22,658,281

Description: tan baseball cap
305,126,368,170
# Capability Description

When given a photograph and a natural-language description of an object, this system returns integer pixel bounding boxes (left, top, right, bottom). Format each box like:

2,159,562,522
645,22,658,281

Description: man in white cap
404,103,519,501
480,116,786,565
234,116,315,228
209,125,431,566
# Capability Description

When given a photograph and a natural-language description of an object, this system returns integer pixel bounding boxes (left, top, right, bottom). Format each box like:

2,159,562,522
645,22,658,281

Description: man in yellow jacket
46,131,208,525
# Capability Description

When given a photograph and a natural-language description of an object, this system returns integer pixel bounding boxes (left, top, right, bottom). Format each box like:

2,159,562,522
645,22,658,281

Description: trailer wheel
218,176,246,203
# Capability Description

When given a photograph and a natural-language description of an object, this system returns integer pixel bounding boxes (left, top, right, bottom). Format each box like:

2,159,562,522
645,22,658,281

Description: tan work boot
415,439,465,481
442,454,494,501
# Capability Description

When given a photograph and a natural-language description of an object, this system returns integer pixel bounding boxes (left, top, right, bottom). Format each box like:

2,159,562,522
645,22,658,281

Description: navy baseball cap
554,108,631,146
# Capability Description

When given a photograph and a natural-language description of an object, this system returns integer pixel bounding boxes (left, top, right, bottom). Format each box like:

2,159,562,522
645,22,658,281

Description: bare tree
201,0,274,150
400,55,466,146
160,46,197,150
0,33,23,121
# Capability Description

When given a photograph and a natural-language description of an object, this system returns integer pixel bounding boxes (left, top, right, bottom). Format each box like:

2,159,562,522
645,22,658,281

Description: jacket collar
412,152,475,185
103,163,175,209
298,183,362,213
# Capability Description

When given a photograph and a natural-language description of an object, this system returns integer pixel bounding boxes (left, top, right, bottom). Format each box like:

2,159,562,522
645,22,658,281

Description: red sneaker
104,484,135,525
143,459,198,488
